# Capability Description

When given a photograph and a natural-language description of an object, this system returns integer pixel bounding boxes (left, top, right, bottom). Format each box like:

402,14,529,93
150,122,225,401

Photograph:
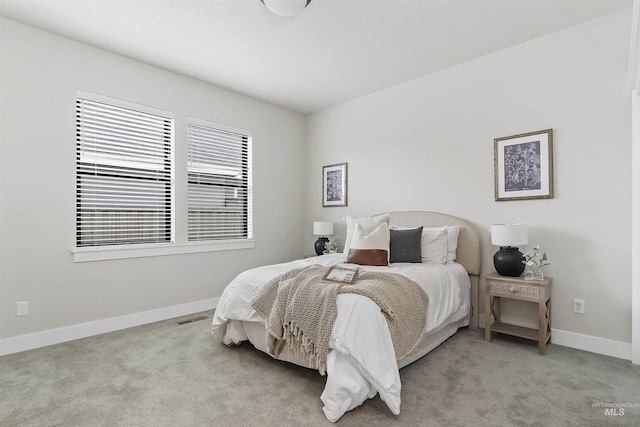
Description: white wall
0,18,306,343
305,9,633,347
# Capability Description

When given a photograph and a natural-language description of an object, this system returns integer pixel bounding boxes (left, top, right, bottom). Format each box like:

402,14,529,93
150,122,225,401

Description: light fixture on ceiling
261,0,312,17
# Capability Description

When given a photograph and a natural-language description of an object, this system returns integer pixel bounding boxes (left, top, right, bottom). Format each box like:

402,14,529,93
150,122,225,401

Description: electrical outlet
16,301,29,316
573,298,585,314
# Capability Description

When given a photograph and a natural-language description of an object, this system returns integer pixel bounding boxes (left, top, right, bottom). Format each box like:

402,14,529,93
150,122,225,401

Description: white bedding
211,253,470,422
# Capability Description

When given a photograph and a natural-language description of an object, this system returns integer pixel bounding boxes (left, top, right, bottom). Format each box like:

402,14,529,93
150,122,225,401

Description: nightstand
484,272,552,355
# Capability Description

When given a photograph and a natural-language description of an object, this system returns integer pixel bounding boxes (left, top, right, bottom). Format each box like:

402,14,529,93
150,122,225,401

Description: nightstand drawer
489,281,539,298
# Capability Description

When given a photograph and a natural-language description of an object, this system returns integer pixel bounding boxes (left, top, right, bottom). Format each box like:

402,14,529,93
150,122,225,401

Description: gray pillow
389,226,423,263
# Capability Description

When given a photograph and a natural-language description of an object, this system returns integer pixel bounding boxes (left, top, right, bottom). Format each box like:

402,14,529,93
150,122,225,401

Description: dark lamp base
314,237,329,256
493,246,525,277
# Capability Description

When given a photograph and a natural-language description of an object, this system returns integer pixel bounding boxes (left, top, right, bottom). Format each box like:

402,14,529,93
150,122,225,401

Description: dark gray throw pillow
389,226,423,263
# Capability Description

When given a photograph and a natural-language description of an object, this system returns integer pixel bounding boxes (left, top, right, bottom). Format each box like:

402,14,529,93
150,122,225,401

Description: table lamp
491,223,528,277
313,221,333,256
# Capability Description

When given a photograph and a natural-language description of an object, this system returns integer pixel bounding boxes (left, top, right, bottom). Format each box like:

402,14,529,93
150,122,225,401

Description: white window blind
76,97,174,247
187,120,252,241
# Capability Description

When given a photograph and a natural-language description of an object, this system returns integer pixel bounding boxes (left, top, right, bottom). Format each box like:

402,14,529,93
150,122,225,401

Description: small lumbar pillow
346,222,390,266
390,226,423,263
343,213,391,255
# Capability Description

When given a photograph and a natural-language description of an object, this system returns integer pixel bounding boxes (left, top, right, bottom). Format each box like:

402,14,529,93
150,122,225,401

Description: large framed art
322,162,348,207
494,129,554,201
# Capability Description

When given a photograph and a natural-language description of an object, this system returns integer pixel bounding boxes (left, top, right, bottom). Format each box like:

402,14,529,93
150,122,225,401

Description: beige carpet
1,311,639,426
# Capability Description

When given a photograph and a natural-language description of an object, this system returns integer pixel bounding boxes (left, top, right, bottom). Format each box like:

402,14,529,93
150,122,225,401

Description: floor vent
176,315,208,325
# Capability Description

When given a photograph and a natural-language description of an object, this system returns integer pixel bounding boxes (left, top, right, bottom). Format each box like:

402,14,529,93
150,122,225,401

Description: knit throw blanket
250,265,430,375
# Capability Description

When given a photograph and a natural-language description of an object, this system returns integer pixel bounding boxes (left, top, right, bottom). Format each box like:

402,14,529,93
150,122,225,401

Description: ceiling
0,0,632,114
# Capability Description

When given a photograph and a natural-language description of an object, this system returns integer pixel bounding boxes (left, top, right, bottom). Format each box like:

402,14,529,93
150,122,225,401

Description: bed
211,211,481,422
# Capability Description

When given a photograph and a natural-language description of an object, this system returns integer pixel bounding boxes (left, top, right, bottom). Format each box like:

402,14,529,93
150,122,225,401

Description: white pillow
423,225,460,263
390,225,451,264
343,213,391,255
420,228,448,264
346,222,390,266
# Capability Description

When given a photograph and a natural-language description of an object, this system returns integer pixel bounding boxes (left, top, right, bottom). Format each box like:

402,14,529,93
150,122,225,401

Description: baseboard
551,329,632,361
479,314,632,361
3,304,631,361
0,298,218,357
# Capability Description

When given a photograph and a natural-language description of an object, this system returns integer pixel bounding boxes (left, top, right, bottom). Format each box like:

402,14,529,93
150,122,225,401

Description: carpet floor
1,311,639,426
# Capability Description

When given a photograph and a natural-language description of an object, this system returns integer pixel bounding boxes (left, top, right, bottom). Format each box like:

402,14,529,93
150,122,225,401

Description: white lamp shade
261,0,311,17
313,221,333,236
491,223,528,246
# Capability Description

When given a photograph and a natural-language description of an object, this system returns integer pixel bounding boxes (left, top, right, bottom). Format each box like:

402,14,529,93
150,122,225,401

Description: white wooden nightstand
484,272,552,355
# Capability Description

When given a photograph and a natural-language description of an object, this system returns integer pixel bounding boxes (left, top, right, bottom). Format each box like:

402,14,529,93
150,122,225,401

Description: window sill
72,240,255,263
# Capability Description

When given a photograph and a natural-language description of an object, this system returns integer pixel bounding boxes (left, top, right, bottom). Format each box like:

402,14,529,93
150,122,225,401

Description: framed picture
494,129,554,201
323,265,359,284
322,162,348,207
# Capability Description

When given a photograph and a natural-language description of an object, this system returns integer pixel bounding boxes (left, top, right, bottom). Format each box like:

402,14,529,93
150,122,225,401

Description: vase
493,246,526,277
314,237,329,256
523,261,544,280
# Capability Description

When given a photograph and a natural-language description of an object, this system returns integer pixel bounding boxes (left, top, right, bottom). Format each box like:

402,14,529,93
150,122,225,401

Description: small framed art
494,129,554,201
322,162,348,207
323,265,359,284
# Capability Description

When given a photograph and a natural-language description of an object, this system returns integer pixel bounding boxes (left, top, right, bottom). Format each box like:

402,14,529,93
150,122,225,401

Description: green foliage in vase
324,241,339,254
522,245,550,268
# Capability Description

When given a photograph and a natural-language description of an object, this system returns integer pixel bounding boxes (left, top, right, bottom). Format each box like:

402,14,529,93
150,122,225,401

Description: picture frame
322,162,348,207
494,129,554,201
323,265,359,284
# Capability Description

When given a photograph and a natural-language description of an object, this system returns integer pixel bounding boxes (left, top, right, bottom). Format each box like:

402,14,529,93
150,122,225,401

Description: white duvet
211,253,469,422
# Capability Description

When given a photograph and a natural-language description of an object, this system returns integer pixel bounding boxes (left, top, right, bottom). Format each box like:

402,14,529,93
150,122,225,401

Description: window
76,94,174,248
73,92,253,262
187,118,252,242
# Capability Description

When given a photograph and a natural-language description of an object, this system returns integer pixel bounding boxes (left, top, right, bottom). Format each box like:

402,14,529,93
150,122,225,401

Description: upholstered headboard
386,211,482,329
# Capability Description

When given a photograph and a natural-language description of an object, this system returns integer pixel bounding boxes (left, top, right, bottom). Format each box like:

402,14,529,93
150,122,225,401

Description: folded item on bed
251,265,341,375
250,264,430,375
341,270,430,361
